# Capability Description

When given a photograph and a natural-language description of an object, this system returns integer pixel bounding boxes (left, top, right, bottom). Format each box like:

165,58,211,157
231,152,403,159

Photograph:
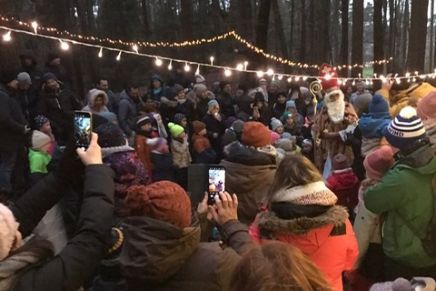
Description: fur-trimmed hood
258,205,349,235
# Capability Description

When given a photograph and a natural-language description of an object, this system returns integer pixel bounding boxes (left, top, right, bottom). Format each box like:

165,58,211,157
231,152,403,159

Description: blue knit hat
369,94,389,114
384,106,426,152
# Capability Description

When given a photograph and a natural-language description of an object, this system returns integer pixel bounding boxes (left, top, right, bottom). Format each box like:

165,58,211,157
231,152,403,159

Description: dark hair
229,241,332,291
268,155,322,203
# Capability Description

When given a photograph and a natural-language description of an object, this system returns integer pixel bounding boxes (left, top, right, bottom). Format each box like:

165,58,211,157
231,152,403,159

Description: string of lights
1,25,435,84
0,15,394,70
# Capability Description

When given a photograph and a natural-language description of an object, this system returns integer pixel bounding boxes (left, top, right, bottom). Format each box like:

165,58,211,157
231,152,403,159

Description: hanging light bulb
31,21,38,34
287,77,292,83
395,78,401,84
184,62,191,72
338,79,343,85
224,68,232,77
154,57,163,67
97,47,103,58
59,40,70,51
209,56,214,65
168,60,173,70
256,71,264,78
302,76,308,81
116,51,122,61
352,80,356,86
266,68,274,76
277,75,283,80
244,61,249,70
132,44,139,54
405,72,411,78
195,64,200,75
236,63,244,71
2,31,11,42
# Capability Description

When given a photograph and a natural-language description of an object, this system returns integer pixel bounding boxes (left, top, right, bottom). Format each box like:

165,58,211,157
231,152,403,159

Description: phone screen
208,167,225,205
74,112,92,148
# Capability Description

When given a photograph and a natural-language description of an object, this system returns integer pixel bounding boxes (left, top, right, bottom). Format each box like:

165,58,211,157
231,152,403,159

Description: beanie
286,100,296,111
270,117,283,131
173,113,187,125
124,182,191,229
168,122,185,138
417,91,436,121
208,99,219,111
364,146,395,180
270,131,280,145
34,115,50,130
241,121,271,147
352,93,373,115
95,123,126,148
224,116,237,129
42,72,58,83
0,203,22,260
332,153,350,171
173,84,184,95
192,120,206,134
275,138,295,153
17,72,32,86
384,106,426,152
136,115,152,128
31,130,51,150
369,278,412,291
194,83,207,93
369,94,389,114
231,120,244,134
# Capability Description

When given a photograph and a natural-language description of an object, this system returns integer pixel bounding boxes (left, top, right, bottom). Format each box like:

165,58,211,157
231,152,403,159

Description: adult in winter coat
203,100,226,156
364,107,436,279
216,81,236,118
118,85,141,138
117,182,253,291
249,154,358,291
222,122,277,225
0,133,115,291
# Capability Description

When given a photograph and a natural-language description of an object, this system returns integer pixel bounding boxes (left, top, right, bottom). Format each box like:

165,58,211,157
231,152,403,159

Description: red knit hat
241,121,271,147
417,91,436,121
193,137,211,153
363,146,395,180
124,181,191,229
319,64,339,92
192,120,206,134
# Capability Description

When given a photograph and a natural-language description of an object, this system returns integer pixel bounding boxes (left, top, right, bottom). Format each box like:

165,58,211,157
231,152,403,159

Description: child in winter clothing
34,115,57,155
135,115,159,178
221,119,244,148
168,122,191,189
353,146,395,283
271,92,287,119
270,117,284,135
28,130,52,184
359,94,391,156
326,153,360,217
191,120,217,163
148,137,174,182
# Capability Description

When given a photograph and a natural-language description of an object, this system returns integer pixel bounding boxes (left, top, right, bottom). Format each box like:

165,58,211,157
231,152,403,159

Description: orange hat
241,121,271,147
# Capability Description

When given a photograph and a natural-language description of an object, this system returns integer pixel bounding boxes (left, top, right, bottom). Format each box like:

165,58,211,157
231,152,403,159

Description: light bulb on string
396,78,401,84
116,51,122,61
256,71,264,78
244,61,248,70
338,79,343,85
236,63,244,71
266,68,274,76
209,56,214,66
287,77,292,83
412,77,416,82
31,21,38,34
352,80,356,86
195,64,200,75
132,44,139,54
224,68,232,77
167,60,173,70
154,57,163,67
98,47,103,58
184,62,191,72
277,75,283,80
2,30,11,42
302,76,308,81
59,39,70,50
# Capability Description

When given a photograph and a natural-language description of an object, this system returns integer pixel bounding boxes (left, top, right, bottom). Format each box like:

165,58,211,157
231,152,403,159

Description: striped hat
384,106,426,152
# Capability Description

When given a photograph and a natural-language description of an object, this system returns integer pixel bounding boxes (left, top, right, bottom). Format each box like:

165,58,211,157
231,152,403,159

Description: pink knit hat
417,91,436,121
0,203,22,260
363,146,395,180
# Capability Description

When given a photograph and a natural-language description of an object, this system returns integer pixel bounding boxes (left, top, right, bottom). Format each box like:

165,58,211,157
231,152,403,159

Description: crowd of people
0,52,435,290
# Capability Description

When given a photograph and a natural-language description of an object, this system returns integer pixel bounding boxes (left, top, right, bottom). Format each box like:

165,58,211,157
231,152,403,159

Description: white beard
325,89,345,124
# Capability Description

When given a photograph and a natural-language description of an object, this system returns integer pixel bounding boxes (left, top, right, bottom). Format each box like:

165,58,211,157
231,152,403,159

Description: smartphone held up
208,166,225,205
74,111,93,148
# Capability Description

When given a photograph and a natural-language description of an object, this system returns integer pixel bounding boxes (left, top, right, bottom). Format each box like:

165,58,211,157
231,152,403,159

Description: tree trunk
331,0,340,64
271,0,289,58
289,0,295,58
352,0,364,76
180,0,193,39
341,0,349,65
141,0,151,36
407,0,428,72
374,0,384,73
256,0,272,67
300,0,307,63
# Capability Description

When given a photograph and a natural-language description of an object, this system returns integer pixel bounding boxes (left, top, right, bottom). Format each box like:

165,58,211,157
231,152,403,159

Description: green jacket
364,156,436,268
28,149,52,174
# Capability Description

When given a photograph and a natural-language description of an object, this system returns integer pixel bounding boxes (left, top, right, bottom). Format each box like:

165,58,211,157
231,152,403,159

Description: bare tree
352,0,364,76
374,0,384,73
180,0,193,39
341,0,349,65
407,0,428,71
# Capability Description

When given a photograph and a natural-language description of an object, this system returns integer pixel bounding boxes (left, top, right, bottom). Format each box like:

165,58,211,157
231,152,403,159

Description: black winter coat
0,86,26,151
202,113,225,155
10,165,114,291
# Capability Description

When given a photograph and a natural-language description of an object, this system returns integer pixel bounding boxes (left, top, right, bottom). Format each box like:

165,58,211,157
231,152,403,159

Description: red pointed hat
319,64,339,93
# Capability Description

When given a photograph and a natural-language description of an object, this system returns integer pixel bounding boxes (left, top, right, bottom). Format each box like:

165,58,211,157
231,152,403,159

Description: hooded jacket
82,89,109,114
249,205,358,291
119,217,252,291
364,146,436,269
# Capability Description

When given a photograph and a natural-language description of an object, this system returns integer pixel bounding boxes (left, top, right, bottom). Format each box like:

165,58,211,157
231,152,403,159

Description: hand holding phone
208,166,226,205
74,111,93,148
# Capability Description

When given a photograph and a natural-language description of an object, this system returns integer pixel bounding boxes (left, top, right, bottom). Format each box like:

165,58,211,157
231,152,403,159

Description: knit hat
192,120,206,134
270,131,280,145
270,118,283,131
208,99,219,111
417,91,436,121
369,94,389,114
231,120,244,134
173,84,184,95
16,72,31,85
272,181,338,206
275,138,295,153
95,123,127,148
364,146,395,180
384,106,427,152
173,113,187,125
241,121,271,147
286,100,296,111
42,72,58,83
124,182,191,229
168,122,185,138
0,203,22,260
352,93,373,115
332,153,350,170
281,132,293,140
194,83,207,93
31,130,51,150
34,115,50,130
